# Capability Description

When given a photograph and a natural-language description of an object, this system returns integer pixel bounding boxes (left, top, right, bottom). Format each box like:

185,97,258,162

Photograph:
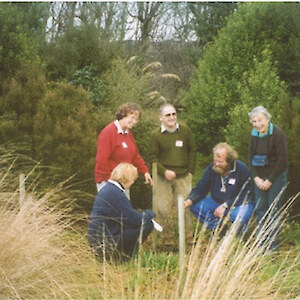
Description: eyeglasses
164,112,176,117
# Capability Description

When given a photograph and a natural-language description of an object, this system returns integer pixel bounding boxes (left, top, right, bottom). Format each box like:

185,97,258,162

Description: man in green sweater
149,104,196,246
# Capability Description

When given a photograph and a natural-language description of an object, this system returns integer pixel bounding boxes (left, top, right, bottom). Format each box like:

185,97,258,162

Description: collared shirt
160,122,179,133
114,120,129,135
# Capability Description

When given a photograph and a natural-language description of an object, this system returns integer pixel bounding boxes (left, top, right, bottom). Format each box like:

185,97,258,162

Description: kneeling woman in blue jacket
88,163,155,261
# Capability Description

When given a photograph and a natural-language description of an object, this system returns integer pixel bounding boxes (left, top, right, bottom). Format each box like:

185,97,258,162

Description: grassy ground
0,154,299,299
0,188,299,299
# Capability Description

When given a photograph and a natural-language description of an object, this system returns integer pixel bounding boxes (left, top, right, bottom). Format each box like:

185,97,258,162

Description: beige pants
157,173,194,241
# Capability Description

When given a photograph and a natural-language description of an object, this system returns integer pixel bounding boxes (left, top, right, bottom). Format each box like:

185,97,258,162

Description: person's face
213,148,229,175
159,105,177,130
120,111,140,130
251,113,269,135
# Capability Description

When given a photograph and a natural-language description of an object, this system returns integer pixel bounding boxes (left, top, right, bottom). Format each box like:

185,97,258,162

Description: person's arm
226,164,253,207
187,126,197,175
149,131,168,177
95,126,115,182
185,165,211,206
268,127,288,183
117,194,155,228
126,132,152,185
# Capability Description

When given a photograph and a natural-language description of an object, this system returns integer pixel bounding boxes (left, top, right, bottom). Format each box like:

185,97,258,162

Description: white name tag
175,140,183,147
229,178,236,185
122,142,128,148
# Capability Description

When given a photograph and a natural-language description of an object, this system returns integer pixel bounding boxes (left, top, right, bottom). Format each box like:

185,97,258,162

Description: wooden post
178,194,186,272
152,162,158,248
19,173,25,207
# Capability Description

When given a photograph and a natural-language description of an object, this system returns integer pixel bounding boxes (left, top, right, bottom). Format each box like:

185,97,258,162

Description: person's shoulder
150,127,161,136
178,122,191,131
99,121,116,135
273,124,286,136
236,160,250,171
100,182,123,197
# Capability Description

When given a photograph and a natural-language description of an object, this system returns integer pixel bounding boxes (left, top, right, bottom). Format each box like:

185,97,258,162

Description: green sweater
149,123,196,178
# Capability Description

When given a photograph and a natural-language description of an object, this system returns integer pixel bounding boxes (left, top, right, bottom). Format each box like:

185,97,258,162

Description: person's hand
164,170,176,181
184,199,193,208
261,179,272,191
254,176,264,190
144,172,153,185
214,205,226,218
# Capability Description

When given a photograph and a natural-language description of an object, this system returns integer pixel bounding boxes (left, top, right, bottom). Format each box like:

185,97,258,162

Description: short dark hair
116,103,142,120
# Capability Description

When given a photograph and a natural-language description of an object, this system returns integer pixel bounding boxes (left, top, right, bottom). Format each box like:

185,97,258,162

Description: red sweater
94,121,149,183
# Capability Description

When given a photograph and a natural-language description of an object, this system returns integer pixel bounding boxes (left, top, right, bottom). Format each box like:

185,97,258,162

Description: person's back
88,163,155,260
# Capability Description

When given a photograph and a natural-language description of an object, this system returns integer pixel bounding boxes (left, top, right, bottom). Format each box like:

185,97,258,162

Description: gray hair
248,106,271,122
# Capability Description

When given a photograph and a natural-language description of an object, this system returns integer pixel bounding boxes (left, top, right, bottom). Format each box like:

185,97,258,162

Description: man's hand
164,170,176,181
184,199,193,208
144,172,153,185
214,205,226,218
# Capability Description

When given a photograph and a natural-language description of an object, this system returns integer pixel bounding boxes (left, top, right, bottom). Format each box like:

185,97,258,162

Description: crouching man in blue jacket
88,163,155,261
184,142,255,233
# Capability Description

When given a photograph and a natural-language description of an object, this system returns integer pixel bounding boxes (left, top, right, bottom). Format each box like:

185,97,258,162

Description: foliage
0,2,47,86
225,50,288,162
43,24,120,82
0,64,46,147
185,2,300,155
188,2,238,46
33,83,98,190
69,65,104,106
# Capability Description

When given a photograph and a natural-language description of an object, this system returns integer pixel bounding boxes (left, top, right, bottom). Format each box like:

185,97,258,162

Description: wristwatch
221,202,228,209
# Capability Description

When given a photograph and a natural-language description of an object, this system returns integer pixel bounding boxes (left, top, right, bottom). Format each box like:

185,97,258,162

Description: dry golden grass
0,155,299,299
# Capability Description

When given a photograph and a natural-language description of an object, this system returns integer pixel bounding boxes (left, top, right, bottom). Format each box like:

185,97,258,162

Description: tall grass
175,194,299,299
0,153,299,299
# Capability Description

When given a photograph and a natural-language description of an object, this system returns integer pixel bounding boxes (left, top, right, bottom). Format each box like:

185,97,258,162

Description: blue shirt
188,160,255,207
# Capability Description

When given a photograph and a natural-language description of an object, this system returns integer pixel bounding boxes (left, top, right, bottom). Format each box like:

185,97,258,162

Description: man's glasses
164,112,176,117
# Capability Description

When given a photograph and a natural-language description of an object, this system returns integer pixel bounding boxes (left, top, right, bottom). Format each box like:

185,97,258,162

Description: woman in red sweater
95,103,153,192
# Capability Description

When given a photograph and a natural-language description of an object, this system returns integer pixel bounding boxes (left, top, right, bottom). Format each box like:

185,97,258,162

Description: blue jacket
188,160,255,207
88,181,155,247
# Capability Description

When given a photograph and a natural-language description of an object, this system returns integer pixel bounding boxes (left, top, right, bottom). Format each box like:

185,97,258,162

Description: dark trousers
117,220,154,257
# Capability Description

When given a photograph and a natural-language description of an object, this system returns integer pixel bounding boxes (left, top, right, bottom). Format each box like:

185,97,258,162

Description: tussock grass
0,153,299,299
174,193,299,300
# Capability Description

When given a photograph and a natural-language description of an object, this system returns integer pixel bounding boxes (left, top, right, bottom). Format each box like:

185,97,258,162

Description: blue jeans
190,195,255,233
255,169,288,250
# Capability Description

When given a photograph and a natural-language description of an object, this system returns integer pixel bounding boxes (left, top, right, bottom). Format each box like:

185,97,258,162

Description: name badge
229,178,236,185
175,140,183,147
122,142,128,148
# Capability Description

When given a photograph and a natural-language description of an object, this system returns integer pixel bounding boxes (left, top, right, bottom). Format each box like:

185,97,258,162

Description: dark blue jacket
188,160,255,208
88,181,155,247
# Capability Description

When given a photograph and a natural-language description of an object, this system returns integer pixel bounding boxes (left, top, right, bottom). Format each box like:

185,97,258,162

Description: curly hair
115,103,142,120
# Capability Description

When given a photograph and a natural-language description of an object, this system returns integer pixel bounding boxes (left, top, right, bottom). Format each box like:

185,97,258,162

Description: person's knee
230,204,254,225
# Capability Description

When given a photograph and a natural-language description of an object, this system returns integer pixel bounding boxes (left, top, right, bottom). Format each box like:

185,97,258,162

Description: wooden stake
152,162,158,248
178,194,186,272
